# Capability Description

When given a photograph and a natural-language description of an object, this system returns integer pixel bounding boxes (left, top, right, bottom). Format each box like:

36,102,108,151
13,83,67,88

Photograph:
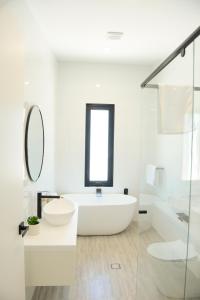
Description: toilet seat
147,239,197,262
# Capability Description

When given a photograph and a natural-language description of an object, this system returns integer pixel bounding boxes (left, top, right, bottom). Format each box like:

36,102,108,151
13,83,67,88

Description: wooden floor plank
32,222,181,300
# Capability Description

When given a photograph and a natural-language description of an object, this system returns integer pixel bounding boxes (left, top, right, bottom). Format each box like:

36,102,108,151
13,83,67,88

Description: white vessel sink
43,198,76,226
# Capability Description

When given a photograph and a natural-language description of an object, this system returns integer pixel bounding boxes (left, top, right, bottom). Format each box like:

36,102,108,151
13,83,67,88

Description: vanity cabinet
24,208,78,286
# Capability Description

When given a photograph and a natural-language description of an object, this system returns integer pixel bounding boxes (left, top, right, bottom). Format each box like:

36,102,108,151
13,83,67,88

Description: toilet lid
147,240,197,261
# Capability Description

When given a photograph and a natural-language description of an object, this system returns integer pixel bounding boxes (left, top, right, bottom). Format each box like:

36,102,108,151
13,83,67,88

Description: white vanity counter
24,207,78,287
24,208,78,250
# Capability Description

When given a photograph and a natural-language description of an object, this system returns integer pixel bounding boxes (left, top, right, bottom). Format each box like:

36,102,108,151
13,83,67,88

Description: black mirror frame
25,105,45,182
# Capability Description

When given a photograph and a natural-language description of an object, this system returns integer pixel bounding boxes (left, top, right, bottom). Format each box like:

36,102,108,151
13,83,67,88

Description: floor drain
111,263,121,269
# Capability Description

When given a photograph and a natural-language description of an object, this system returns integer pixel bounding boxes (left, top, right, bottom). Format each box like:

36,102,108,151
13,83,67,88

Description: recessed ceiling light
104,47,111,52
107,31,124,40
95,83,101,88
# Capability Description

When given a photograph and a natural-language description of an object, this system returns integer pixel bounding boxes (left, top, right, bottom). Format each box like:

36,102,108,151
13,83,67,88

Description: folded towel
146,164,156,186
158,84,193,134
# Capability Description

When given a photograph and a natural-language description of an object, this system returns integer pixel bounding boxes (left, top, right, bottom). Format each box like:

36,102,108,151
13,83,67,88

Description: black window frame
85,103,115,187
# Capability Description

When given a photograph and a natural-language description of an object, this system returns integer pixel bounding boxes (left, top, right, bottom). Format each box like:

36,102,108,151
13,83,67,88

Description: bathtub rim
61,193,137,206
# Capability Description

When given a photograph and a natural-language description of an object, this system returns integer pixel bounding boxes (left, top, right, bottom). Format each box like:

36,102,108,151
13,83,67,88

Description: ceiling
26,0,200,65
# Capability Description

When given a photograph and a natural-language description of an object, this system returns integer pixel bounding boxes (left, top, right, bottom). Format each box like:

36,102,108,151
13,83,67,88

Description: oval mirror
25,106,44,182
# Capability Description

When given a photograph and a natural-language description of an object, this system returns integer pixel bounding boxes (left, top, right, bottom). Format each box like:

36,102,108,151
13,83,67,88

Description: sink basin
43,198,76,226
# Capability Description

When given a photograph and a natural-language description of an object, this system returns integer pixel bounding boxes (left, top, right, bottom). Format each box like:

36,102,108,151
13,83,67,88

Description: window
85,103,114,186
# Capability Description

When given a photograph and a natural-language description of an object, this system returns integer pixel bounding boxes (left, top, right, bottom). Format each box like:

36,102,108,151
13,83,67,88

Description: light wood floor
32,222,177,300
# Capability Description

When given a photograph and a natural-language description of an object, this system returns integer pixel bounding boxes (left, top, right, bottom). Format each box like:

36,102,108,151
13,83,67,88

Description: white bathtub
62,194,137,235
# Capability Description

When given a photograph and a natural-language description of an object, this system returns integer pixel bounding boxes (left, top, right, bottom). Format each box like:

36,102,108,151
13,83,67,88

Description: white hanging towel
158,84,193,134
146,164,156,186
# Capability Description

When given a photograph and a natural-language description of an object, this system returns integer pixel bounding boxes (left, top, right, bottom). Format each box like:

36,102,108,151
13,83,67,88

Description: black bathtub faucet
124,188,128,195
37,192,60,218
96,188,102,197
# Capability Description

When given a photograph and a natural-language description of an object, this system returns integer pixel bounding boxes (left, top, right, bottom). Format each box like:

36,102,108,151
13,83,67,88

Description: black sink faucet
37,192,60,218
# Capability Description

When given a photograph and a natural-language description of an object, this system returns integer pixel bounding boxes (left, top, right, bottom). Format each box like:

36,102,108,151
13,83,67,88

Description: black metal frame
25,105,45,182
85,103,115,187
141,26,200,88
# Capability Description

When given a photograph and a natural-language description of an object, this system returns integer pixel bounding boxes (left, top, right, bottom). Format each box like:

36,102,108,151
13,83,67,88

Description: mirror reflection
25,106,44,182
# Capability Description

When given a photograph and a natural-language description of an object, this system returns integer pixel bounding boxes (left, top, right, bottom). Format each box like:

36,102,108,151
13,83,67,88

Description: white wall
21,3,56,217
56,62,152,196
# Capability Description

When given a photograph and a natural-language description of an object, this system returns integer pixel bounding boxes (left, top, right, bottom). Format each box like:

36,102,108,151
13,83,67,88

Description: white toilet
147,240,200,298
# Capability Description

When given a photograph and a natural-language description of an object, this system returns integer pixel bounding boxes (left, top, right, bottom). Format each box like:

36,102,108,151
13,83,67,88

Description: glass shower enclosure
137,27,200,300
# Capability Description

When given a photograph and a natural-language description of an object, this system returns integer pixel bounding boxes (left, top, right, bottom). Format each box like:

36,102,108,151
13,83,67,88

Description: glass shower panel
137,43,194,300
185,39,200,299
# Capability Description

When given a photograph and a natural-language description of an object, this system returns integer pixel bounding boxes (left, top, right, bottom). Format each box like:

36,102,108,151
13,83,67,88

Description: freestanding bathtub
62,194,137,235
